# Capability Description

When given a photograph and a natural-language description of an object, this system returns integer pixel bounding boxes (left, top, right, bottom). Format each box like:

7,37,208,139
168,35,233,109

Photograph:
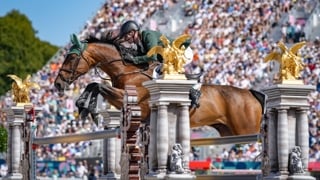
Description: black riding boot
155,64,163,75
189,88,201,109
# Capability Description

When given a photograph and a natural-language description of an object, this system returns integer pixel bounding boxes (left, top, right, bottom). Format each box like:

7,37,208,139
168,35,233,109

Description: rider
118,20,192,65
118,20,201,108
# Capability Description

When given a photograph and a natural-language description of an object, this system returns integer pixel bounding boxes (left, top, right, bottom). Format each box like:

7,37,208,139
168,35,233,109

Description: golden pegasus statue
264,41,305,83
147,34,191,76
7,74,40,103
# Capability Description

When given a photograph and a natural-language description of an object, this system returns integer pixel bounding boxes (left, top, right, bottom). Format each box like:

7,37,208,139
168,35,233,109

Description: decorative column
148,105,158,173
287,109,297,151
277,108,289,175
100,108,121,180
177,104,191,171
267,109,278,173
156,103,169,173
262,83,315,180
296,109,309,172
143,79,196,180
4,106,25,180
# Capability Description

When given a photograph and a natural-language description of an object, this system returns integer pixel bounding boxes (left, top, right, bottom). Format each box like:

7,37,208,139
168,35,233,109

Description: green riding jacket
132,30,191,64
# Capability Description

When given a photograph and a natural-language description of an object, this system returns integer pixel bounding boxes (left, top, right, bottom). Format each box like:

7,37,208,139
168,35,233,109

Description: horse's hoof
76,99,86,108
91,113,100,125
80,108,90,120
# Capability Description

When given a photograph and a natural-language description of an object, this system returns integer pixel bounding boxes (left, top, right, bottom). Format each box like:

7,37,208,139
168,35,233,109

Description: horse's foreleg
76,83,101,120
76,82,99,109
87,85,102,122
98,83,125,109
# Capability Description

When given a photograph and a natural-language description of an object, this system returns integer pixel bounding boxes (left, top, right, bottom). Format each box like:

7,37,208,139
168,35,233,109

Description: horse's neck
90,42,156,87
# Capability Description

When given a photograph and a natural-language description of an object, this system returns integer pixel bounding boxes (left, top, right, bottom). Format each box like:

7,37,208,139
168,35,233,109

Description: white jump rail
190,133,262,180
191,133,261,146
33,128,120,145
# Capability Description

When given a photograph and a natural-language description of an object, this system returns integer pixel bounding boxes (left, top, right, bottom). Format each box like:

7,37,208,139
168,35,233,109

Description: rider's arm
132,31,159,64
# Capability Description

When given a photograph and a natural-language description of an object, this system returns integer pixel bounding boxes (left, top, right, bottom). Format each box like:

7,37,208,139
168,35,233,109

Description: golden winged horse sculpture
147,34,191,76
7,74,40,103
264,41,305,82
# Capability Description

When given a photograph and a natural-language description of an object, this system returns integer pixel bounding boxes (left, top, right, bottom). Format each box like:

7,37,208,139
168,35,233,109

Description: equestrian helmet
119,20,140,38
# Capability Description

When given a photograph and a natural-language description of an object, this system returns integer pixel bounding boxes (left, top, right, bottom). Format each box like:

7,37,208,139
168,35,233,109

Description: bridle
57,47,90,84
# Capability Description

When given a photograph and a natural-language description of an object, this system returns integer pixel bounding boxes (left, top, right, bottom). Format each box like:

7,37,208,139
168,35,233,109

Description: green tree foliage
0,125,7,152
0,10,59,95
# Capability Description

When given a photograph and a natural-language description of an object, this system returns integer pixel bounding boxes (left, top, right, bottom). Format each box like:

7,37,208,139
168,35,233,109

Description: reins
94,58,158,84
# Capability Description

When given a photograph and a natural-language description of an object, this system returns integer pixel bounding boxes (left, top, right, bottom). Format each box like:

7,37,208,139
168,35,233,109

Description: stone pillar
296,109,309,172
277,108,289,175
148,105,158,173
262,84,315,180
177,104,191,171
156,104,169,173
100,109,121,180
268,109,278,173
4,106,24,180
143,79,196,180
287,109,296,151
104,137,116,175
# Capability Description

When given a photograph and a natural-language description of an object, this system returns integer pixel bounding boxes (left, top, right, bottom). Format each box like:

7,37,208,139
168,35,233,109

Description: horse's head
54,34,92,95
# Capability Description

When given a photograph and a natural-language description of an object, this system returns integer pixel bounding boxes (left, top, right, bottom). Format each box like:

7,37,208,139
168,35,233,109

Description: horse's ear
70,33,81,48
70,34,76,45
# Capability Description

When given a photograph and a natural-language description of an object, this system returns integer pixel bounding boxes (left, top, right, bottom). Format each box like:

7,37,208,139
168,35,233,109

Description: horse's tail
249,89,268,115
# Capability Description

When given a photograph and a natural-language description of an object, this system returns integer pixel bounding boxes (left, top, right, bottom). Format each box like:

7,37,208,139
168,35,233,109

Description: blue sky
0,0,106,46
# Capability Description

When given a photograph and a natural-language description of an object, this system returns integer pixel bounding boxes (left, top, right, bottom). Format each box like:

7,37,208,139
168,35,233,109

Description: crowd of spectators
183,0,320,165
0,0,320,178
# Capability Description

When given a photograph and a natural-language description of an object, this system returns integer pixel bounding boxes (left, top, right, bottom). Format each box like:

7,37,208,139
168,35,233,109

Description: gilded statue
147,34,191,76
7,74,40,103
264,41,305,83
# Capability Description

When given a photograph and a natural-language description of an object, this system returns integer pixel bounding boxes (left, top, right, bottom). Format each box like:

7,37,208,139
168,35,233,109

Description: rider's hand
132,57,140,64
124,54,135,62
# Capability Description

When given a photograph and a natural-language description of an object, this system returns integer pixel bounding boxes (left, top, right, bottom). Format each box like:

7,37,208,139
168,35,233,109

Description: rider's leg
153,63,163,79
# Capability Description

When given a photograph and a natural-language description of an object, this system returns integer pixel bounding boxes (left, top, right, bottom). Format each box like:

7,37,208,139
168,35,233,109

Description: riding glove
132,57,140,64
124,54,135,62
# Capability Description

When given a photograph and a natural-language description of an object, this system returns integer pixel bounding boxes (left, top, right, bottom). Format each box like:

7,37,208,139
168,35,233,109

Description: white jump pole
33,128,120,145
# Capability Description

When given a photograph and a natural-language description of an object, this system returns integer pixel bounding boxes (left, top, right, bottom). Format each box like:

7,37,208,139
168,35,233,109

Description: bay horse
54,34,266,136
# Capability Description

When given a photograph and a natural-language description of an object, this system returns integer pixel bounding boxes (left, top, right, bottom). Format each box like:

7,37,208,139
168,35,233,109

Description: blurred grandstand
1,0,320,179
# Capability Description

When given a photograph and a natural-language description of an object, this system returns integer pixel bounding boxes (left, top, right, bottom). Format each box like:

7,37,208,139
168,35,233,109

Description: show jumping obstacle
4,104,122,180
4,77,316,180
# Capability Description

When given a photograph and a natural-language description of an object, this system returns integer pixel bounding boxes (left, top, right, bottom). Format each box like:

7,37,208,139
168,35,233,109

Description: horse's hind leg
211,124,233,137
